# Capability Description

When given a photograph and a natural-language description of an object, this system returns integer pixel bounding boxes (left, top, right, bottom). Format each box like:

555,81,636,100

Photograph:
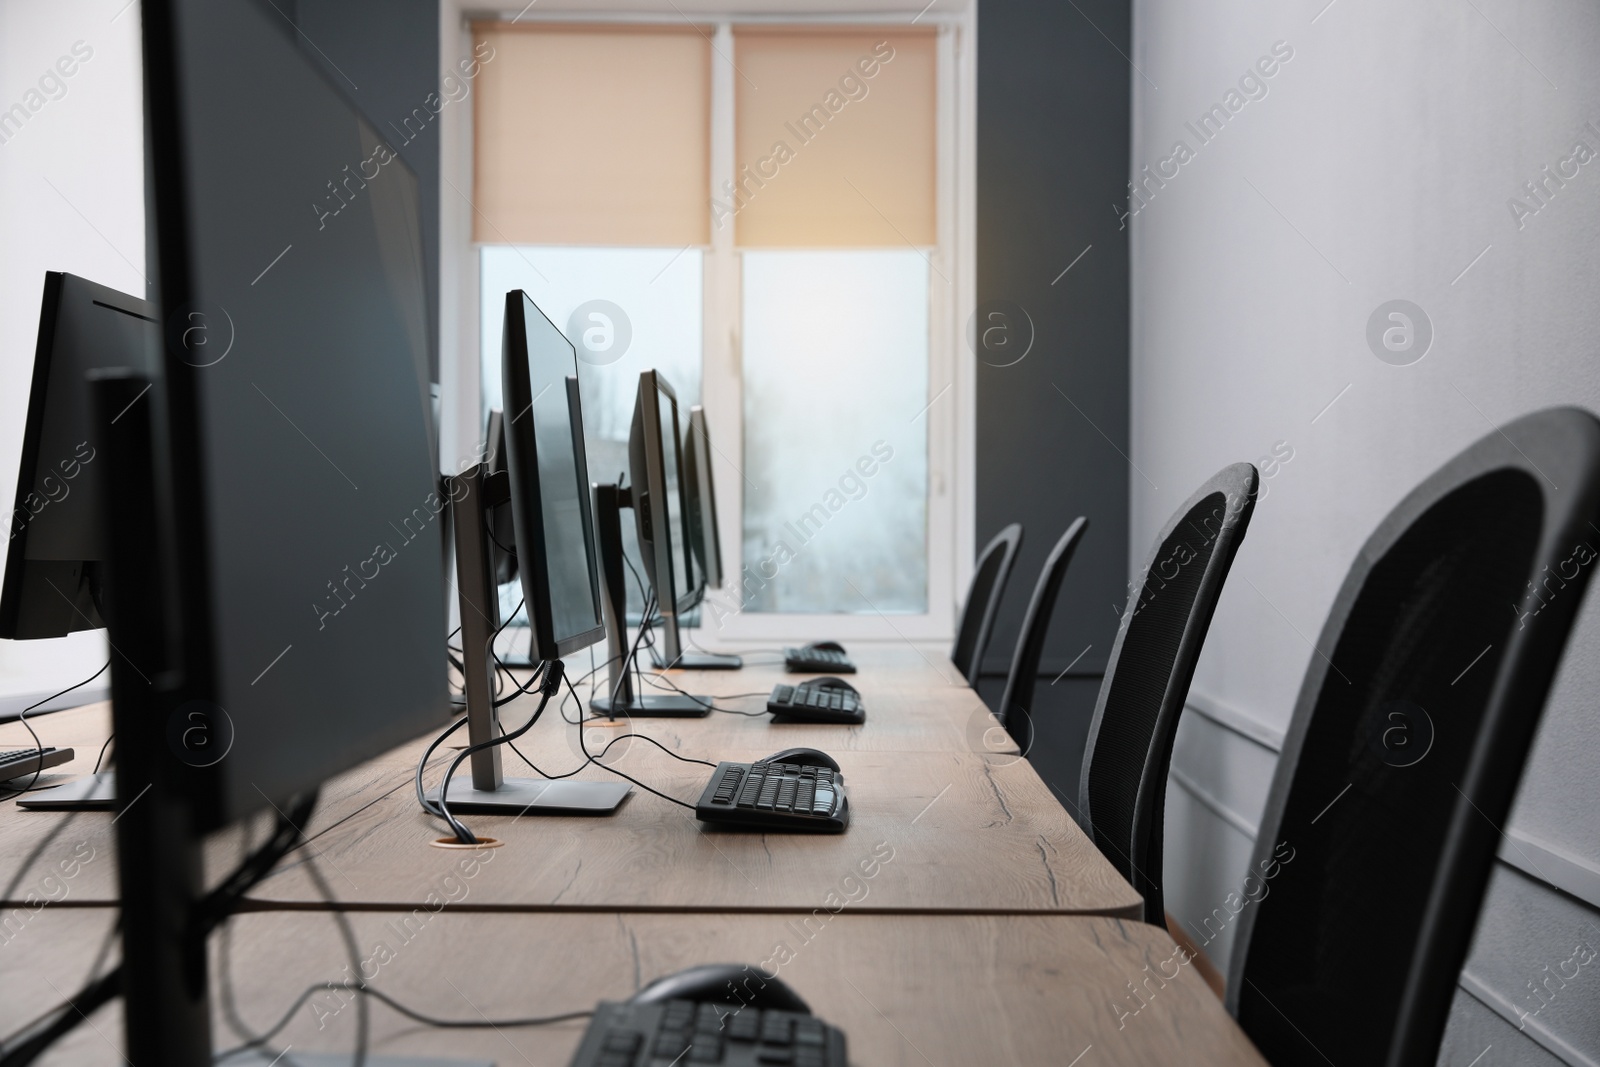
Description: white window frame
440,1,977,651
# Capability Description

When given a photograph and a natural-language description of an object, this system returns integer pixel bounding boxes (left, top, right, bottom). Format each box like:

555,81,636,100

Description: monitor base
589,693,711,718
17,771,116,810
649,649,743,670
427,776,630,815
217,1053,492,1066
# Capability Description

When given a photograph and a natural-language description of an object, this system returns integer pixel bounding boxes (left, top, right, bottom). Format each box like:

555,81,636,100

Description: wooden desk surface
240,743,1138,916
556,644,1021,757
6,908,1265,1066
3,653,1131,916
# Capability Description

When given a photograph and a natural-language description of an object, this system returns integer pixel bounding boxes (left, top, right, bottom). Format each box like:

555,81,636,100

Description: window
460,13,971,642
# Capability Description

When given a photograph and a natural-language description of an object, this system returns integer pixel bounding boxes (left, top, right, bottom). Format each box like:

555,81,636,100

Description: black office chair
1225,408,1600,1067
996,518,1088,752
951,523,1024,685
1077,463,1259,926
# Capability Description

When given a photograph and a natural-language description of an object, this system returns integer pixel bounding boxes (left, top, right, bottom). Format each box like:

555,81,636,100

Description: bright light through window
741,250,929,615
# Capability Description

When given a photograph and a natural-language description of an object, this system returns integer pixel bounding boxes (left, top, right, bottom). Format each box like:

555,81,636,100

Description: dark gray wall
288,0,440,382
977,0,1130,799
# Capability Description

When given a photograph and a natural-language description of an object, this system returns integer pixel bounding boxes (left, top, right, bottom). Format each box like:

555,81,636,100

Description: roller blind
731,28,937,247
472,25,711,246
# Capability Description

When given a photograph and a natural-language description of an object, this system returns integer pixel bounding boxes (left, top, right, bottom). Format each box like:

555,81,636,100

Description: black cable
496,722,587,781
565,673,699,811
636,672,770,716
0,660,110,803
593,731,718,769
414,713,474,841
486,522,518,558
433,662,562,844
597,588,657,714
0,966,120,1065
91,734,115,775
558,650,628,724
217,981,591,1055
0,792,318,1066
0,810,80,906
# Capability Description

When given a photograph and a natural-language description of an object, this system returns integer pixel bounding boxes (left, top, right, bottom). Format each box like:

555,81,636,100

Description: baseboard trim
1184,691,1284,753
1168,765,1259,840
1497,829,1600,914
1459,967,1600,1067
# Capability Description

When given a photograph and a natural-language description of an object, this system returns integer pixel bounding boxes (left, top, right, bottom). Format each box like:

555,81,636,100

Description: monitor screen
628,370,698,617
144,0,447,821
656,381,696,604
2,273,157,639
502,291,603,658
684,406,723,591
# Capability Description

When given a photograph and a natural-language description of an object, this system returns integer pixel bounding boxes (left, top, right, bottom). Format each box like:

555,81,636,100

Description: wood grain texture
555,643,1021,756
240,744,1139,916
0,703,423,908
3,909,1267,1066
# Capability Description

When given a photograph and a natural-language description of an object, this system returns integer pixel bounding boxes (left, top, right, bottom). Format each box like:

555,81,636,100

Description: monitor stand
443,464,631,816
218,1053,492,1066
495,622,537,668
426,775,629,815
589,691,710,718
18,770,117,809
590,483,712,718
649,647,744,670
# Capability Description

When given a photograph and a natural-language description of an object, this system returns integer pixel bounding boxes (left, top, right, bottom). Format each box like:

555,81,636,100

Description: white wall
1131,0,1600,1060
0,0,143,713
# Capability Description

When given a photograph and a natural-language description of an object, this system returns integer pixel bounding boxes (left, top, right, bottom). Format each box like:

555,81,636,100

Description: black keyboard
767,684,864,725
695,760,849,832
0,747,72,782
784,647,855,673
569,999,847,1067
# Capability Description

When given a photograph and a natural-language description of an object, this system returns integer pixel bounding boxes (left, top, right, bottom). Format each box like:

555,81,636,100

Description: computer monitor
1,272,156,641
426,291,629,814
664,405,742,670
629,370,709,666
683,405,724,593
111,0,451,1059
502,291,606,659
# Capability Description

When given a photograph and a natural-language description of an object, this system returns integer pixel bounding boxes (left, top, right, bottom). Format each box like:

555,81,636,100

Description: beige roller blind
731,28,936,247
472,25,710,246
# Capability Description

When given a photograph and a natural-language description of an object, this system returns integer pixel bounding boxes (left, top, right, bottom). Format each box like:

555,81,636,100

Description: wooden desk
5,908,1265,1066
3,654,1118,916
241,744,1138,916
557,644,1021,757
0,652,1268,1064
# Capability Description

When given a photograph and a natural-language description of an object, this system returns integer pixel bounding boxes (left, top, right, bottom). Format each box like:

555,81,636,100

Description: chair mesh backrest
1227,408,1600,1067
1079,463,1258,924
951,523,1023,685
997,518,1087,751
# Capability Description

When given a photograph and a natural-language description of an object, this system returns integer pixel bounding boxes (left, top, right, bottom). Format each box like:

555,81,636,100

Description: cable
432,662,562,845
91,734,115,775
217,981,591,1055
0,810,80,907
414,713,474,841
0,791,319,1066
0,660,110,803
486,522,518,558
636,671,770,716
591,731,718,770
565,673,698,811
218,847,371,1066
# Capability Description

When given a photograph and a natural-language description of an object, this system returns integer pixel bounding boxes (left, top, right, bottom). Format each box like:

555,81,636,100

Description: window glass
741,249,928,614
